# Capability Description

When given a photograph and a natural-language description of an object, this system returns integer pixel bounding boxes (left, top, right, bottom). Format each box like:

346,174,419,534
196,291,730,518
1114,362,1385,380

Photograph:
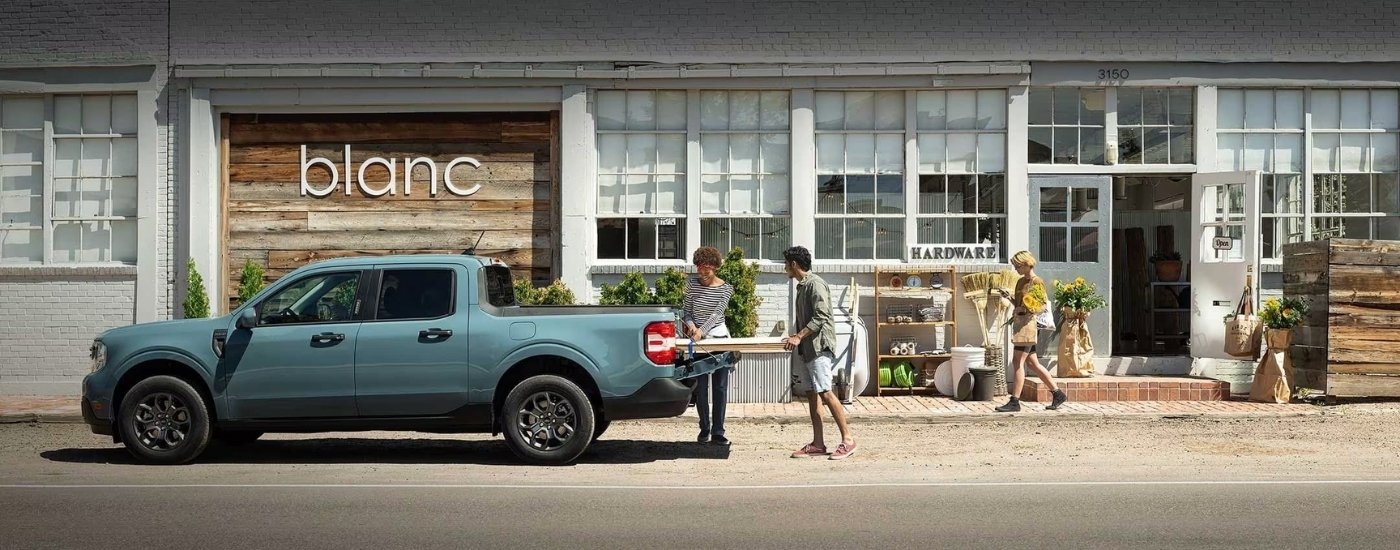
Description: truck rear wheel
501,375,595,465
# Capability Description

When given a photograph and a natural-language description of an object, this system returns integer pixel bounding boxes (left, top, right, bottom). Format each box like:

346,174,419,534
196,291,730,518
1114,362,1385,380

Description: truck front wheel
501,375,596,465
116,375,212,465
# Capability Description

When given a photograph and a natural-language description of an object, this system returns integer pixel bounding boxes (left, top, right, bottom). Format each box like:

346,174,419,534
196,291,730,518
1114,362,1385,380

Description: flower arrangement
1053,277,1107,312
1023,281,1049,312
1259,296,1308,329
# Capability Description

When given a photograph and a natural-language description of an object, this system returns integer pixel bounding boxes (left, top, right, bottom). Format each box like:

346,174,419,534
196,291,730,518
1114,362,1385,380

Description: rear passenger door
354,264,471,417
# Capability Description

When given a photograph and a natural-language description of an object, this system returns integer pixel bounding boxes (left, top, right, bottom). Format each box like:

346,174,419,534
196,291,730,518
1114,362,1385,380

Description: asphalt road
3,415,1400,549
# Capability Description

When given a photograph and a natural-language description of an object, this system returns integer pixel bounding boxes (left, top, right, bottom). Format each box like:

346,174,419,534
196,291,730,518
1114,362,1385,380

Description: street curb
3,409,1335,426
0,413,85,424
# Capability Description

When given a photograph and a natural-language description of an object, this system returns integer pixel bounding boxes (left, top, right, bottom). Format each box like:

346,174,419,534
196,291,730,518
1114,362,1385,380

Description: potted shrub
1250,296,1309,403
1051,277,1108,378
1149,250,1183,282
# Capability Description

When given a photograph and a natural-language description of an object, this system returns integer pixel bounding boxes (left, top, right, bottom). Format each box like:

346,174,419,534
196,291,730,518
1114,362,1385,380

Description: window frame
594,90,689,261
697,90,793,262
0,93,140,266
1217,87,1400,261
366,267,458,323
254,269,368,327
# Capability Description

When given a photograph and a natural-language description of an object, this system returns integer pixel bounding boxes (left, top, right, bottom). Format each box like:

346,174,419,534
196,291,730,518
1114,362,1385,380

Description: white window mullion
686,89,702,259
789,89,816,250
41,95,54,264
1303,87,1314,242
904,91,917,260
1104,88,1118,165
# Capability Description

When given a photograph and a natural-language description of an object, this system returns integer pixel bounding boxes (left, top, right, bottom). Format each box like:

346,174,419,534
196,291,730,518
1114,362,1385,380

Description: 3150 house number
1098,68,1130,80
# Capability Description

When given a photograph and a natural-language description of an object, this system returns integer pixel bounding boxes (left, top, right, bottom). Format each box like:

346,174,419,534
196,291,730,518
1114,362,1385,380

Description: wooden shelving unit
873,265,958,397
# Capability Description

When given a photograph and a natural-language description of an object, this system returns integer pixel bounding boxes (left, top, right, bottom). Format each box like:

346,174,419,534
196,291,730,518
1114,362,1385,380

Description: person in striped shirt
682,246,736,446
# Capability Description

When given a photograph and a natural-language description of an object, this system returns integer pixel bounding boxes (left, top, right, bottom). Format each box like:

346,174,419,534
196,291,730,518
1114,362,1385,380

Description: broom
963,269,1018,396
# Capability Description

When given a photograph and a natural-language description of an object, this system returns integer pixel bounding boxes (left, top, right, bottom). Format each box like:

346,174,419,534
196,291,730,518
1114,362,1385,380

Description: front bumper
82,396,113,436
602,377,694,421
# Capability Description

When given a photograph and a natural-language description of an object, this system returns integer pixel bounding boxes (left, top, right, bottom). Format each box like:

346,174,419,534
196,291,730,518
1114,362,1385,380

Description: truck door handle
311,332,345,343
419,328,453,339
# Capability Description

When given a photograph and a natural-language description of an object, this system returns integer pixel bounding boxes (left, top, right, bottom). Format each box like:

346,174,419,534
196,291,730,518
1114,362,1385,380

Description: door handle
419,328,454,339
311,332,345,343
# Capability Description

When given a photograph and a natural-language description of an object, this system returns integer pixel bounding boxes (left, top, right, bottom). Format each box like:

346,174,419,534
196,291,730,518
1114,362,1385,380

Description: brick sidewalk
0,395,1321,424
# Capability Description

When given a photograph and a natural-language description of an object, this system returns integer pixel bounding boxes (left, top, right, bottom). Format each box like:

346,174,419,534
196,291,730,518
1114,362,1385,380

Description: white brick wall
166,0,1400,64
0,277,136,394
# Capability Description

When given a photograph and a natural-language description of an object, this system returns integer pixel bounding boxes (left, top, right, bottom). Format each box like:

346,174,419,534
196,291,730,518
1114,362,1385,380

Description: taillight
643,321,676,366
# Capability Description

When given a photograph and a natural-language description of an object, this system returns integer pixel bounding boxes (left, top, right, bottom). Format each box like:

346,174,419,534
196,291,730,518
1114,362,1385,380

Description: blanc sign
299,145,483,198
910,243,999,261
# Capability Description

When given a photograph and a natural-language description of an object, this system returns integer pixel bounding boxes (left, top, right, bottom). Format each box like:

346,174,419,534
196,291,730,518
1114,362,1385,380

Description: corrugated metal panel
729,352,795,403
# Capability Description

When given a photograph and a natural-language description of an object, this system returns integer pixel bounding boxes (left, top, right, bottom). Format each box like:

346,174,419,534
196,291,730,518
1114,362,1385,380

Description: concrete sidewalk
1,395,1326,424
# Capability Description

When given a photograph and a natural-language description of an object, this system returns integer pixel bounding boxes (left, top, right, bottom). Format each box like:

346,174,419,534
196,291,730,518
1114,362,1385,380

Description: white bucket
939,346,985,398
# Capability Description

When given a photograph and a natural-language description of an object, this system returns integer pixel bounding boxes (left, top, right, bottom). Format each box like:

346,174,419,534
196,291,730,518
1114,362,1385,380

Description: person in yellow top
995,250,1068,412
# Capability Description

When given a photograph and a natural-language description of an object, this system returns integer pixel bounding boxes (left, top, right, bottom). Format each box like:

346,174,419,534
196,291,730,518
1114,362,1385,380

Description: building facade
3,0,1399,394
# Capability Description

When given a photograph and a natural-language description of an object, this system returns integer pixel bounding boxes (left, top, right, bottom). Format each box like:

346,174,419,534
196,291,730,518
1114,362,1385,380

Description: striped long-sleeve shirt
682,277,735,336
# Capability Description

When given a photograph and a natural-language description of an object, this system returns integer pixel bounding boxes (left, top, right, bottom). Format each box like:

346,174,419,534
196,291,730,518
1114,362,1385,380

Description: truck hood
97,316,230,341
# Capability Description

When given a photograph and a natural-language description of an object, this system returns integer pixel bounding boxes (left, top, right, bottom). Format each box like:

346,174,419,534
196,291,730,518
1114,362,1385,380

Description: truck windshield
483,265,517,307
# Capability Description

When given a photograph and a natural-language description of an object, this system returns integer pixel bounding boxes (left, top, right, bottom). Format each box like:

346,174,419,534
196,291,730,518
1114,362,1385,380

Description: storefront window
595,90,687,259
916,90,1007,260
0,94,138,265
1217,88,1400,258
1028,88,1105,164
815,91,906,260
698,91,791,261
1117,88,1195,164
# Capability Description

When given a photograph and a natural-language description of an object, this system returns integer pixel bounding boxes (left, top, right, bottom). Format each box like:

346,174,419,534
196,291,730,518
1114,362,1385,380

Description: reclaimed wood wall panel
224,112,557,309
1283,238,1400,397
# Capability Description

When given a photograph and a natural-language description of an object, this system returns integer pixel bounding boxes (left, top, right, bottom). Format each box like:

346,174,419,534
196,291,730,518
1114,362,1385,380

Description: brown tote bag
1223,285,1261,359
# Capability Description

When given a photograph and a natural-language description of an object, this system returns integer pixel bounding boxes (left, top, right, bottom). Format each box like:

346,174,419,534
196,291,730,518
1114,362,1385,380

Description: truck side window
374,269,455,321
258,272,361,326
483,265,516,307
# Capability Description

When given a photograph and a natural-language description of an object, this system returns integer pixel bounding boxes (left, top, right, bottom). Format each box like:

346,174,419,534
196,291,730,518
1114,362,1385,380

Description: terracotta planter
1154,260,1182,282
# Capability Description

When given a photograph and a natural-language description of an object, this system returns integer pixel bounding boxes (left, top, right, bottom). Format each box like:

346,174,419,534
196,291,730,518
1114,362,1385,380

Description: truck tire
501,374,596,465
117,375,212,465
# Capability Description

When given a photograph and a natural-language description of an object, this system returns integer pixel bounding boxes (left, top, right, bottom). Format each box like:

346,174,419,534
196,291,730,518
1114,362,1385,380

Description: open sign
1212,236,1233,251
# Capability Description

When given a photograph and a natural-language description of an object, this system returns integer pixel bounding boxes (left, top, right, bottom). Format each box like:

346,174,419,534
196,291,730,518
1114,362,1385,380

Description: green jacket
794,272,837,362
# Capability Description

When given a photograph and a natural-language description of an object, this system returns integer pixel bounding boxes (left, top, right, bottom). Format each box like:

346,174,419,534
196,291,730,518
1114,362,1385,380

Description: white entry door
1190,171,1260,360
1030,176,1113,358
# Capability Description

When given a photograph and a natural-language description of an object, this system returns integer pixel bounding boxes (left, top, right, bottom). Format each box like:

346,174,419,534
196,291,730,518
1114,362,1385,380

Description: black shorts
1013,344,1037,354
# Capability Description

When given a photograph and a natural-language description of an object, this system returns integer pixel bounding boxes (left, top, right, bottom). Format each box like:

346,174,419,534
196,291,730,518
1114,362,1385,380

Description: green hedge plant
514,277,578,305
183,258,211,319
237,259,266,305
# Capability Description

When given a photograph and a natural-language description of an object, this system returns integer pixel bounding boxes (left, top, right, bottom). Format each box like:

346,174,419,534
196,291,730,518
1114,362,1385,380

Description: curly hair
692,246,723,267
783,246,813,272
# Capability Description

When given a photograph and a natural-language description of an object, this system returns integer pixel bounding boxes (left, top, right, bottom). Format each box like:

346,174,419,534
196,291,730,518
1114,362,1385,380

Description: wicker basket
984,343,1008,396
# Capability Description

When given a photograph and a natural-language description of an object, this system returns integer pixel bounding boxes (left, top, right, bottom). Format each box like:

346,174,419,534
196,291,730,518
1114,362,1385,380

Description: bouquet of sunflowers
1259,297,1307,329
1053,277,1107,313
1023,281,1049,312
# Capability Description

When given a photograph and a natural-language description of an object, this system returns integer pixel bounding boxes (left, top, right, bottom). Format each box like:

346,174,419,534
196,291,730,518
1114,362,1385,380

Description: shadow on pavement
40,437,731,466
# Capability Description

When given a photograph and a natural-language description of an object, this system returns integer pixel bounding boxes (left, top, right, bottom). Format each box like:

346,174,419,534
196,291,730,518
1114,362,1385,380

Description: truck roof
301,254,495,270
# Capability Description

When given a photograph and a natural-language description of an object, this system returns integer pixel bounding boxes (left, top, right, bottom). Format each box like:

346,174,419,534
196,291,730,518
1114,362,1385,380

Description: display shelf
874,265,958,397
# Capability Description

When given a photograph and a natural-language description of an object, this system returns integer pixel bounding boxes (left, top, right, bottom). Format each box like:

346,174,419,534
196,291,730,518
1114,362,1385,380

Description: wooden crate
1283,238,1400,397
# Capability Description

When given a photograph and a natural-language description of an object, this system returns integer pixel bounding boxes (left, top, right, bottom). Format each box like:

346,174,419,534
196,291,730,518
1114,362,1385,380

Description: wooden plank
228,229,552,251
219,115,232,314
227,114,551,145
1154,225,1174,255
1327,325,1400,343
304,211,546,232
1326,373,1400,397
1290,345,1329,372
229,142,550,164
550,110,561,282
1324,238,1400,266
1291,362,1328,392
228,199,547,213
227,211,311,232
1331,346,1400,364
228,160,549,184
1280,239,1329,258
227,179,547,202
1330,363,1400,375
1326,307,1400,328
264,248,547,270
1125,227,1149,353
1281,252,1329,276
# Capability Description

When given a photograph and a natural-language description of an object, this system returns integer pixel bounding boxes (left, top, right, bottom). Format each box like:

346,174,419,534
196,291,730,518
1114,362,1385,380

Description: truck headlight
90,341,107,373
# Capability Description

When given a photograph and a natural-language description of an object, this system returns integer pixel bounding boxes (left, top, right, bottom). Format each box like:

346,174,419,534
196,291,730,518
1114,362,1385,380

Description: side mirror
236,308,257,329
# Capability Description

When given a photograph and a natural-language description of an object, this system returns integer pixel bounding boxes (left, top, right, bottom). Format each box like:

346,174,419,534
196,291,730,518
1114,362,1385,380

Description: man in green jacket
782,246,857,460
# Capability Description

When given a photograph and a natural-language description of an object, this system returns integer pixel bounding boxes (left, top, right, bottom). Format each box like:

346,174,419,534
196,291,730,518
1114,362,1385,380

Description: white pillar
184,87,221,314
559,85,594,297
1005,86,1030,256
134,89,159,322
790,89,816,250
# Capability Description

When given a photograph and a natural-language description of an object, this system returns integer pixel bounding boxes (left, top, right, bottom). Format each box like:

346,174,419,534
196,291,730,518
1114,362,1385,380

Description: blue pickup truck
82,254,724,465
